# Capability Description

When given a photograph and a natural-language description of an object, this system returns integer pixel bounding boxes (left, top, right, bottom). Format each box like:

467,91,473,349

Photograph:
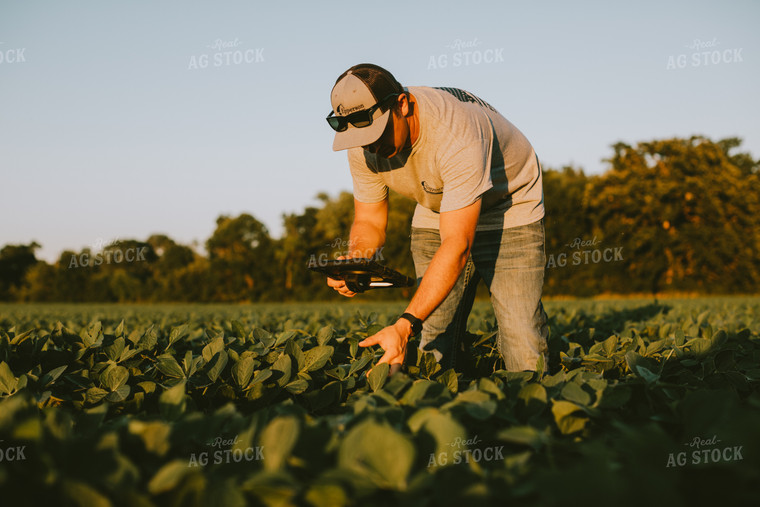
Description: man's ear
400,92,413,117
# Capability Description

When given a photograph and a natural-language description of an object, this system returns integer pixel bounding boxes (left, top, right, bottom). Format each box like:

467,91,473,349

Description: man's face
362,96,410,159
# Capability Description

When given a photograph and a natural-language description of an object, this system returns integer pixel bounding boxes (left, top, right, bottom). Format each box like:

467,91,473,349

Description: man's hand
327,276,356,297
359,319,412,374
326,255,356,297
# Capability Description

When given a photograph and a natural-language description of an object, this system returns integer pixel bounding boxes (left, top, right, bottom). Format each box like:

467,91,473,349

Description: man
325,63,549,373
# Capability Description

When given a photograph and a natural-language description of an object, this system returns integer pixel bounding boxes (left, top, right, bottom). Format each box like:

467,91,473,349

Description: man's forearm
403,237,471,321
348,219,385,258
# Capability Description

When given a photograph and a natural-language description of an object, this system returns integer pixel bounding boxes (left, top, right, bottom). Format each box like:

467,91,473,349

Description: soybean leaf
338,420,414,490
367,363,390,392
0,362,17,394
303,346,333,372
106,384,131,403
272,353,292,387
551,400,589,434
159,381,187,420
157,354,185,379
316,326,334,346
250,368,273,387
167,324,188,349
40,365,67,388
261,416,300,472
100,365,129,391
206,350,229,382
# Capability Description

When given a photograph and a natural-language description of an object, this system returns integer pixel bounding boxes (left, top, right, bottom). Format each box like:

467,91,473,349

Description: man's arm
327,198,388,297
358,198,481,365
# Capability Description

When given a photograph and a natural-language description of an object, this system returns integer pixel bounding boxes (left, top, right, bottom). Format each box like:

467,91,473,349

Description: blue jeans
410,219,549,372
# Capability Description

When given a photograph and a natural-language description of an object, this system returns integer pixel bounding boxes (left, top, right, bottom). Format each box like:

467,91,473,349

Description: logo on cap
336,104,365,115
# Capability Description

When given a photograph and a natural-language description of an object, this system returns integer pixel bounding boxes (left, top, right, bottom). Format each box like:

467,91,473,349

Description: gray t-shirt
347,86,544,231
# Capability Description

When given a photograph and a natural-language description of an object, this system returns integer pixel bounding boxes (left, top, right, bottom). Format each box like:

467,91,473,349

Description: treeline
1,136,758,302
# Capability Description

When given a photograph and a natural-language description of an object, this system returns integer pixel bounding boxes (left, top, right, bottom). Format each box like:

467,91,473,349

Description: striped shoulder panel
434,87,498,113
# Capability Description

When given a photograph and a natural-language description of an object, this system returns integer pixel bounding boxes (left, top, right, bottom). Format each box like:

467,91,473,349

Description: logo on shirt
422,181,443,194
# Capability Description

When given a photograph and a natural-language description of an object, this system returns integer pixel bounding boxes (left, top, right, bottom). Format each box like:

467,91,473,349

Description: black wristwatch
398,312,423,335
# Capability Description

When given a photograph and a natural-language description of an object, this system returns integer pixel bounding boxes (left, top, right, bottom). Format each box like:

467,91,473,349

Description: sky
1,0,758,262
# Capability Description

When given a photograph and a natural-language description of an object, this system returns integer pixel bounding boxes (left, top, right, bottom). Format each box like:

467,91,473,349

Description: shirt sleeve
438,123,494,213
347,148,388,203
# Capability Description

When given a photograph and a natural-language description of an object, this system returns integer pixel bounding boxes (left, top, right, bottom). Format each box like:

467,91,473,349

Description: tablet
308,257,416,293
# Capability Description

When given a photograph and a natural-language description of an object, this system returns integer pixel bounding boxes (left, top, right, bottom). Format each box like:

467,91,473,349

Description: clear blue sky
1,0,758,262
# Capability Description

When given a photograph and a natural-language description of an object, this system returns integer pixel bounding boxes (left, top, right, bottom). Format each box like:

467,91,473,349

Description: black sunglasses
326,93,400,132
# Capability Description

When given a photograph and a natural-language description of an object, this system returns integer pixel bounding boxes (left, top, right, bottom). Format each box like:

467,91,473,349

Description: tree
0,242,40,300
206,214,277,301
585,136,760,294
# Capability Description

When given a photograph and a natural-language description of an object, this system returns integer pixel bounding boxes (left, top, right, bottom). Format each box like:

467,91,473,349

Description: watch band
399,312,423,335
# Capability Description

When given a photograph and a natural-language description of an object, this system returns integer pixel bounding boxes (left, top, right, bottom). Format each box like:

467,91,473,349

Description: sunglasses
326,93,400,132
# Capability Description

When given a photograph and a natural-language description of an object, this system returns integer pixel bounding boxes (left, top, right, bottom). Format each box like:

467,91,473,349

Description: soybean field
0,298,759,506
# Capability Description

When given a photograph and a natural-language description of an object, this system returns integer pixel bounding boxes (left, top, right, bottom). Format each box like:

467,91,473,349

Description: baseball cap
329,64,404,151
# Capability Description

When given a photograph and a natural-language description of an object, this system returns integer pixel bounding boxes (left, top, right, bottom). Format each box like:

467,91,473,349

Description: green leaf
284,378,308,395
272,353,292,387
625,351,661,382
232,356,255,388
157,354,185,378
137,325,158,351
100,365,129,391
497,426,547,449
202,336,225,363
105,384,130,403
86,387,108,404
518,383,547,405
40,365,67,388
103,337,125,362
338,419,414,490
250,368,273,386
261,416,300,472
253,327,276,349
159,381,187,420
561,382,591,406
302,346,333,372
400,380,440,405
551,400,589,434
285,340,305,372
275,329,297,348
167,324,188,349
367,363,390,392
0,362,18,394
148,460,189,495
206,350,229,382
316,326,334,346
348,355,372,377
437,369,458,393
407,408,467,464
79,321,102,348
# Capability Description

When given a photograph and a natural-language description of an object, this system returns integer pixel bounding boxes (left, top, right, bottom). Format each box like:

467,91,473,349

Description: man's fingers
327,277,356,297
359,335,379,347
